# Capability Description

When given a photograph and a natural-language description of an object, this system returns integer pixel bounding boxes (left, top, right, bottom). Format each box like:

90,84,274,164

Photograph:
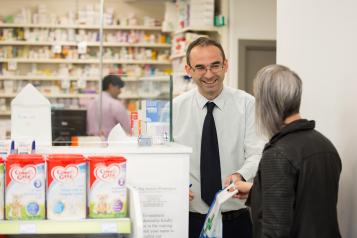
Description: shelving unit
0,218,131,234
0,23,164,30
0,0,178,120
0,58,171,64
0,41,170,48
173,26,219,35
0,185,143,236
1,93,96,98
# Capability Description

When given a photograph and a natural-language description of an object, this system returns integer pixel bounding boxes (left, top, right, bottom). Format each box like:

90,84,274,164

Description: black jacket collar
264,119,315,150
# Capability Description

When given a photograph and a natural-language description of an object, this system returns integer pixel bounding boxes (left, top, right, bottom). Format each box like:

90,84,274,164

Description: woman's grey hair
253,64,302,138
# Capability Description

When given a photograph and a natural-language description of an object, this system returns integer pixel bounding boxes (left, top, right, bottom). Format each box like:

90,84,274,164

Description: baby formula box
47,154,86,220
0,158,4,219
88,156,127,218
5,154,45,220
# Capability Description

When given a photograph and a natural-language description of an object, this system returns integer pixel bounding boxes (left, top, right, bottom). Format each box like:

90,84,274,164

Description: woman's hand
234,181,253,199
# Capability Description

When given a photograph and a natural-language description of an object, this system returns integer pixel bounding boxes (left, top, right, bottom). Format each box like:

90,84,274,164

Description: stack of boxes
188,0,215,27
176,0,215,29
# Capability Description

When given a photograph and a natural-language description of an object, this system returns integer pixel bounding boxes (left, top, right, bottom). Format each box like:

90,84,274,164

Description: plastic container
5,154,45,220
46,154,86,220
87,156,127,218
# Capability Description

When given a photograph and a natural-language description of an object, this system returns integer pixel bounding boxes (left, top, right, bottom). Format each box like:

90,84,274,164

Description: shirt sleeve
260,148,296,238
238,97,266,181
113,101,131,135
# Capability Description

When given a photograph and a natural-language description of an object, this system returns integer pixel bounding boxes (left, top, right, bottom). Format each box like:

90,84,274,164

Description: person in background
87,74,131,138
234,64,342,238
173,37,265,238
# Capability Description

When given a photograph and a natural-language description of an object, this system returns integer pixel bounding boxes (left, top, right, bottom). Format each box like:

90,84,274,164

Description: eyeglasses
191,62,225,75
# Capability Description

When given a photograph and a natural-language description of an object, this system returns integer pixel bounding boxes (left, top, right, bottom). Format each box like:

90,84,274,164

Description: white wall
277,0,357,237
227,0,276,88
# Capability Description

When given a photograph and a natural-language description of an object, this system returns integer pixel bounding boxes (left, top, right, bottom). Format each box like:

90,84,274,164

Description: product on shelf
88,156,127,218
46,154,86,220
176,0,215,29
0,2,173,116
5,154,45,220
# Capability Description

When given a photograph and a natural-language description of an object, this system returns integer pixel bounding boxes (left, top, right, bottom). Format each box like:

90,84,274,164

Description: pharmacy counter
31,142,191,238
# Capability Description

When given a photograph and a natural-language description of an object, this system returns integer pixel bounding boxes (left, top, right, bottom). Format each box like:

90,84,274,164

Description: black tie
201,102,222,206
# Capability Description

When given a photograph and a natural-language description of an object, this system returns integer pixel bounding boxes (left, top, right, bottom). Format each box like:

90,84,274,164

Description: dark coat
246,119,342,238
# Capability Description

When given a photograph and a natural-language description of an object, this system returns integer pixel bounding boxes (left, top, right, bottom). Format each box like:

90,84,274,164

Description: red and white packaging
87,156,127,218
47,154,86,220
5,154,45,220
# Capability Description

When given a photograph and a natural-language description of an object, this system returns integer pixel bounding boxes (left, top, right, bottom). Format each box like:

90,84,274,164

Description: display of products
5,154,46,220
0,2,172,115
47,154,87,220
88,156,127,218
0,153,128,221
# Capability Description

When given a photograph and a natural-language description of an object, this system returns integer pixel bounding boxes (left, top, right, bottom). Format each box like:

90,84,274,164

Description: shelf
0,110,10,116
0,23,163,31
124,75,170,82
1,93,96,98
0,218,130,235
0,41,171,48
170,53,186,60
173,26,219,35
0,75,100,81
0,75,170,82
0,58,171,65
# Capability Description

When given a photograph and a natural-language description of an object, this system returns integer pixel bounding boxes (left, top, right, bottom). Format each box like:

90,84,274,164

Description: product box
47,154,86,220
5,154,45,220
88,156,127,218
143,100,169,123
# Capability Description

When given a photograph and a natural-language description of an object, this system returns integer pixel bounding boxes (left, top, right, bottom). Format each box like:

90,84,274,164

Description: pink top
87,91,131,138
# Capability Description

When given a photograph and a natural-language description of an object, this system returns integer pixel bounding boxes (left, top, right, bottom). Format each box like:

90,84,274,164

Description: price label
101,222,118,233
78,41,87,54
19,223,37,234
8,61,17,70
52,43,62,54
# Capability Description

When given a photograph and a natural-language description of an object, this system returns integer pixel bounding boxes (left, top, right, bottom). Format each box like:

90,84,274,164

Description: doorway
238,40,276,94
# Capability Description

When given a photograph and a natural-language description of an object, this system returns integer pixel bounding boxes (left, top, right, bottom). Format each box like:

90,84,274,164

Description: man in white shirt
173,37,265,238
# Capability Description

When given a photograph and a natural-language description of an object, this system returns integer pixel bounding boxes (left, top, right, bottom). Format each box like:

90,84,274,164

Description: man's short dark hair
102,74,125,91
186,37,226,67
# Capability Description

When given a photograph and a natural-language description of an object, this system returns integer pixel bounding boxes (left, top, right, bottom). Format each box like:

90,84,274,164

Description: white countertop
37,142,192,155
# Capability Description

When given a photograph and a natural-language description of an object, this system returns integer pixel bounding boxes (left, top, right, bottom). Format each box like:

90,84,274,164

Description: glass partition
0,0,173,144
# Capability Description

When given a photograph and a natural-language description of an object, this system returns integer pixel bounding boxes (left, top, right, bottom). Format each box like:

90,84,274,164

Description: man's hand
224,172,244,188
189,190,194,201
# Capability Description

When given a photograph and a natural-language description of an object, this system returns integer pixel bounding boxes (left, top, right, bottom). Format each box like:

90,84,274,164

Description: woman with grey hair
234,64,342,237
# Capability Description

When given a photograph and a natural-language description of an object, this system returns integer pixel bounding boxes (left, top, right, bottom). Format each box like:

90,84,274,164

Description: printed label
5,163,45,220
94,164,121,182
89,160,127,218
52,165,78,183
47,162,86,220
9,165,36,183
